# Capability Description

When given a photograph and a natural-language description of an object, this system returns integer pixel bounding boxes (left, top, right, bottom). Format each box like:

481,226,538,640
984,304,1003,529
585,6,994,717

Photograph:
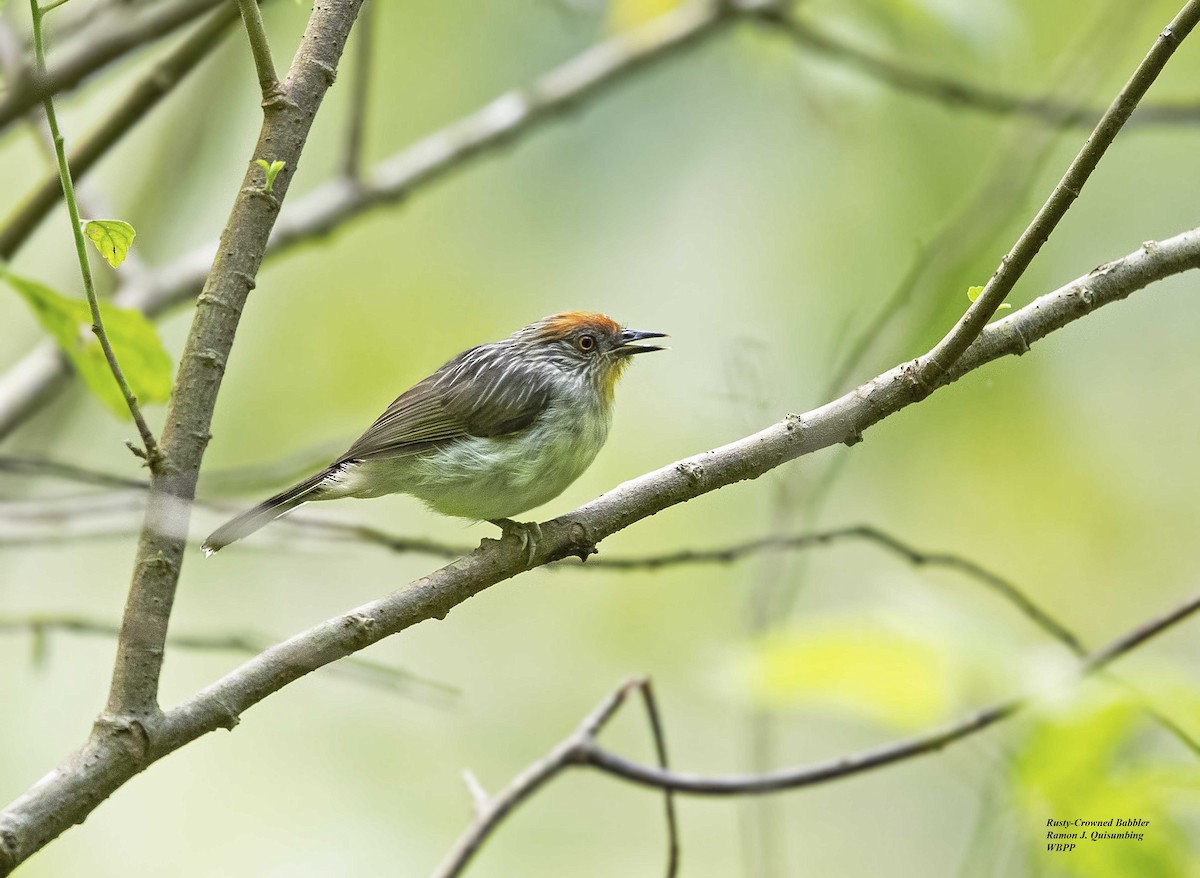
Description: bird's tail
201,468,332,555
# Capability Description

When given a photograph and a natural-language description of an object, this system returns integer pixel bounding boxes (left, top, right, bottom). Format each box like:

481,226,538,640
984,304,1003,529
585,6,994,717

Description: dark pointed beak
615,328,668,356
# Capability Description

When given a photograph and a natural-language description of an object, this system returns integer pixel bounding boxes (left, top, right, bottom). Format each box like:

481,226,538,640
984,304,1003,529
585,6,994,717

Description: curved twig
582,589,1200,795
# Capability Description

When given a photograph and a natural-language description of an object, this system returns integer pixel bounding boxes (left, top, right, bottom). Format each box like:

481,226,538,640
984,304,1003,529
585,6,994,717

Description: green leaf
255,158,286,194
966,284,1011,311
82,220,136,268
2,269,172,418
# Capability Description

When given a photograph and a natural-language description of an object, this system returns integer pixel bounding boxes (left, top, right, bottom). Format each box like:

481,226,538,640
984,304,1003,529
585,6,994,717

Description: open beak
615,328,668,356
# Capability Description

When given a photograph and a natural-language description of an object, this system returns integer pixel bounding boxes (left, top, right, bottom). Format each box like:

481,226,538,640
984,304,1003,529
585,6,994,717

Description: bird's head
518,311,667,400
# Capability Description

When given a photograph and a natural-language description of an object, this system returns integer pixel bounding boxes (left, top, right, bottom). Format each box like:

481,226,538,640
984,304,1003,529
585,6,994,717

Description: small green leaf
255,158,286,194
2,269,172,418
966,284,1011,311
82,220,136,268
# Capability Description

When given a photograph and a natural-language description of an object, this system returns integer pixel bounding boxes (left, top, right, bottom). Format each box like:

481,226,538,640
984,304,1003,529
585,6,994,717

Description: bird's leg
488,518,542,566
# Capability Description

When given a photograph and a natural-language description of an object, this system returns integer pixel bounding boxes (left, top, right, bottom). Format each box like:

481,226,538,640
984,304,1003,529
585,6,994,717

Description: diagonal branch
0,0,228,134
0,9,239,262
914,0,1200,386
103,0,365,722
756,8,1200,129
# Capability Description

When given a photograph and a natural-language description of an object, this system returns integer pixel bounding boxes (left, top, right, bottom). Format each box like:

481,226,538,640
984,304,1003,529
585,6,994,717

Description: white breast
353,393,612,521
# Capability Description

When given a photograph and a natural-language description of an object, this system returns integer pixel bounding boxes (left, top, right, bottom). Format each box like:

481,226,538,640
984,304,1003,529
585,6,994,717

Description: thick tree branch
0,6,363,869
916,0,1200,386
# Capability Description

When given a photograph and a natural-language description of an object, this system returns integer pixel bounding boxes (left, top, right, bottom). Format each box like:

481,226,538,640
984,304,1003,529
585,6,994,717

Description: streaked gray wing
340,344,554,461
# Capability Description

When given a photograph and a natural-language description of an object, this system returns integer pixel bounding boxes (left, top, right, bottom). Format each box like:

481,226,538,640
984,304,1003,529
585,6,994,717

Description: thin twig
432,677,675,878
27,0,160,468
0,0,228,133
235,0,279,100
0,5,240,260
342,0,373,180
431,589,1200,871
756,8,1200,130
580,590,1200,795
0,614,457,700
0,463,1090,654
915,0,1200,386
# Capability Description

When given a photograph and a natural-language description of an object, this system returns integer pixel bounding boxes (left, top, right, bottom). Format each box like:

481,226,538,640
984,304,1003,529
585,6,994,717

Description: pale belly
329,404,612,521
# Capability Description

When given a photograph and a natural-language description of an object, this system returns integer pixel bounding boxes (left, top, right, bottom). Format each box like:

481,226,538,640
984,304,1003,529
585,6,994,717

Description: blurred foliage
1013,683,1200,877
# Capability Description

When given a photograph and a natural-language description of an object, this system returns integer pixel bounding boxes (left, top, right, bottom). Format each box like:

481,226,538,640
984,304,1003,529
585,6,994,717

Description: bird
201,312,666,556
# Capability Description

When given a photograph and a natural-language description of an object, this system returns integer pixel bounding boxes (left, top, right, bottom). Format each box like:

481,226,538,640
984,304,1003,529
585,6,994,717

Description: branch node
93,714,151,759
461,769,489,815
190,348,228,374
341,612,377,647
565,521,598,562
900,358,936,399
230,270,258,291
1075,286,1098,314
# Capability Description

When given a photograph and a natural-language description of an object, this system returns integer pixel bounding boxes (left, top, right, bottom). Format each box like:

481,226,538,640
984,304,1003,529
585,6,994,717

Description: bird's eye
576,333,597,353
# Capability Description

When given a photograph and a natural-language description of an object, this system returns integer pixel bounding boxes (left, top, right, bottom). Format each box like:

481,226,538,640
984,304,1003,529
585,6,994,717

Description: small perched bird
202,312,666,555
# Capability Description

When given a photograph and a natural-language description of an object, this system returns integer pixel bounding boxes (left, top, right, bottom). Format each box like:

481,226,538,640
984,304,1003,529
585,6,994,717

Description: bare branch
0,9,237,262
0,0,228,134
756,8,1200,129
433,677,676,878
104,0,364,717
915,0,1200,386
342,0,373,180
582,590,1200,795
431,586,1200,872
0,614,455,700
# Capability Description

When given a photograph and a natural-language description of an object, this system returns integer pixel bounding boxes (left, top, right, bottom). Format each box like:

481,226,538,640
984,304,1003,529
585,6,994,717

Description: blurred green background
2,0,1200,875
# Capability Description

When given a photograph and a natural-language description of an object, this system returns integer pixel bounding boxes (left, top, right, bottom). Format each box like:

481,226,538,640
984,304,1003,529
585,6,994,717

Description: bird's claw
489,518,542,566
